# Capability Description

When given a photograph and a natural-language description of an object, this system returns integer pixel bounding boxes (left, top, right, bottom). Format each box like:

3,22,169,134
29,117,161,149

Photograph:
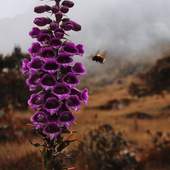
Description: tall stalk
21,0,88,169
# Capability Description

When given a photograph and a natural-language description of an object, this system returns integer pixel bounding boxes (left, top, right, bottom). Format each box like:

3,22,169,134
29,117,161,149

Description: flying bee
91,51,106,64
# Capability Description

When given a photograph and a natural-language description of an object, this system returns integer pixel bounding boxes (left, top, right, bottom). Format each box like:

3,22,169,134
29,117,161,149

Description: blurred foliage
129,56,170,97
76,124,140,170
0,47,29,110
1,152,42,170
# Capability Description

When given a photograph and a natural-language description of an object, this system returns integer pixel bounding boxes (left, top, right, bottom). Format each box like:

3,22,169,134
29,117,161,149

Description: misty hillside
1,0,170,59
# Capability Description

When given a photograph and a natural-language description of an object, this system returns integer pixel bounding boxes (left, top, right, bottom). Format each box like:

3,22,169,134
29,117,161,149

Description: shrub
77,124,139,170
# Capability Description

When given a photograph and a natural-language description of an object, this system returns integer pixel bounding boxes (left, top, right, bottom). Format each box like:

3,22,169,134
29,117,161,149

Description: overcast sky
0,0,170,59
0,0,37,19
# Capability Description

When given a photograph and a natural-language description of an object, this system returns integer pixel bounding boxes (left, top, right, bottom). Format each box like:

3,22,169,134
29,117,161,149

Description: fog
0,0,37,19
0,0,170,59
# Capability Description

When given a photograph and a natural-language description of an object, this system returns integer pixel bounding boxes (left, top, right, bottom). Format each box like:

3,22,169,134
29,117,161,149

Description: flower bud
34,17,52,26
61,42,78,56
60,6,69,13
54,28,65,39
61,22,73,31
28,42,41,54
81,88,89,104
62,0,74,8
29,27,40,38
72,21,81,31
55,12,63,22
34,5,51,13
76,44,84,55
37,33,50,42
72,62,86,75
50,38,62,47
50,21,59,30
51,5,59,13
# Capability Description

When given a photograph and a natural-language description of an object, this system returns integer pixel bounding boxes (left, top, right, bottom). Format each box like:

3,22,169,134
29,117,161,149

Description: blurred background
1,0,170,170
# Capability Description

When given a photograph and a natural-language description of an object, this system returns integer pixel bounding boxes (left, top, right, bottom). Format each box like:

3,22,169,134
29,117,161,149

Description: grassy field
0,76,170,170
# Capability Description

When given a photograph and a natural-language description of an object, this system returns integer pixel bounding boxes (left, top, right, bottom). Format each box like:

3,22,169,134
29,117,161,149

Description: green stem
43,149,65,170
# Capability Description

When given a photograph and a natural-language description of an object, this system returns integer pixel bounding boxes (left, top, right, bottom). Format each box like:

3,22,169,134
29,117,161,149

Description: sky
0,0,37,19
0,1,32,19
0,0,170,59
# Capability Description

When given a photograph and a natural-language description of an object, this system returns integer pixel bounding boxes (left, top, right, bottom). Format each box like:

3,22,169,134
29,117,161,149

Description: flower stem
43,148,65,170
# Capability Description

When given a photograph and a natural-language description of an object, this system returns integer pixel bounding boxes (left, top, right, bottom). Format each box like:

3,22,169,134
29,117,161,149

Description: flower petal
72,62,86,75
28,42,41,54
43,59,59,73
66,95,81,110
28,92,44,109
40,47,55,58
81,88,88,104
28,57,44,71
40,74,56,90
31,111,48,129
63,73,79,86
44,97,61,115
57,55,73,65
29,27,40,38
52,83,70,99
43,123,61,140
59,111,74,126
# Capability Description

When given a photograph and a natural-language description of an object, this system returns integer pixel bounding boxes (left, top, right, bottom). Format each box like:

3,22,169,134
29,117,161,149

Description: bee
91,51,106,64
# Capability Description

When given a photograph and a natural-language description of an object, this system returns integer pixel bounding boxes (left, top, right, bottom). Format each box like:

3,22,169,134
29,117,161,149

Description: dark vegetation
74,125,170,170
129,56,170,97
0,47,30,143
0,47,29,110
125,112,154,120
93,98,134,110
76,124,140,170
0,110,31,142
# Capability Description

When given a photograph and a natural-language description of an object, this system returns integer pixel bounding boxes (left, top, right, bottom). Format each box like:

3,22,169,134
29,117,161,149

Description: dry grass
0,141,42,170
75,77,170,141
1,76,170,169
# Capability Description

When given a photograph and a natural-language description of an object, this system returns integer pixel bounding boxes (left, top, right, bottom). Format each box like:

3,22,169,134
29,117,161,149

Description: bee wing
102,57,106,63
